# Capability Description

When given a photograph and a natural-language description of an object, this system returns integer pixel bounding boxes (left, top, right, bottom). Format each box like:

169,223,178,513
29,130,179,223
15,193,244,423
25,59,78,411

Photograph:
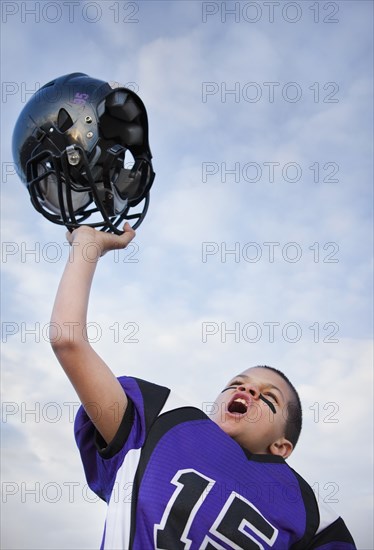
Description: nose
237,383,260,399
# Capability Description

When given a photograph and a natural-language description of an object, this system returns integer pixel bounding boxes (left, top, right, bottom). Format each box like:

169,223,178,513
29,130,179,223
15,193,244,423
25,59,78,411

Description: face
210,367,294,458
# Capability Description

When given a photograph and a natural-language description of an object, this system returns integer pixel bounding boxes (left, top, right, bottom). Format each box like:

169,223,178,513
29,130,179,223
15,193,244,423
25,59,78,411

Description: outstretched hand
66,222,136,258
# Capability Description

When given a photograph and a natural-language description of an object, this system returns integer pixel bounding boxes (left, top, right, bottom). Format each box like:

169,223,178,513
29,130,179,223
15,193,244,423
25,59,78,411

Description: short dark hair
257,365,303,449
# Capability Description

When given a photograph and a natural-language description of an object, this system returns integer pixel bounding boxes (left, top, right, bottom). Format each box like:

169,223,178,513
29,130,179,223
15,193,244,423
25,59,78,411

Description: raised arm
50,223,136,444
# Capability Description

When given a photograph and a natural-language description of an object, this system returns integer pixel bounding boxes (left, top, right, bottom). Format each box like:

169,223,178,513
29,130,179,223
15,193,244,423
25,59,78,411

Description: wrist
69,238,103,263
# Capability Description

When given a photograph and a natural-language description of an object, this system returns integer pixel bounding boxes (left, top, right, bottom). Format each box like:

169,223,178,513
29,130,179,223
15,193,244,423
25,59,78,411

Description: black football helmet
12,73,155,233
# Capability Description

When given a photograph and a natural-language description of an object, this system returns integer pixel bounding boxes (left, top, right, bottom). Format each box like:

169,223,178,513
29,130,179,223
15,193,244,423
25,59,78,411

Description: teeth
234,398,247,406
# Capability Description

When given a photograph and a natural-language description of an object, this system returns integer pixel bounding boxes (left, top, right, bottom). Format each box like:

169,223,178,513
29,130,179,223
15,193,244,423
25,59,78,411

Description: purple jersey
74,377,356,550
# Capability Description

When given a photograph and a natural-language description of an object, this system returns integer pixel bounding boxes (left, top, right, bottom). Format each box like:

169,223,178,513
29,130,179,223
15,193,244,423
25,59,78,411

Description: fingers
122,222,136,242
64,223,136,253
107,222,136,250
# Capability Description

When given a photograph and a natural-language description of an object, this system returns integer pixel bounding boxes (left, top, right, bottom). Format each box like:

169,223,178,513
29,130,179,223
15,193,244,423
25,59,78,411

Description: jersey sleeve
307,501,357,549
289,469,356,550
74,376,170,502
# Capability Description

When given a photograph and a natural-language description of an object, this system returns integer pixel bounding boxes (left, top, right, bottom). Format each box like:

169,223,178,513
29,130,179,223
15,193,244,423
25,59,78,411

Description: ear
268,437,293,459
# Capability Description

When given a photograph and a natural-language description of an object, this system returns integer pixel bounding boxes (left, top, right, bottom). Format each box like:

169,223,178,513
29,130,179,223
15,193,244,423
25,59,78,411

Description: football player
50,223,357,550
13,73,357,550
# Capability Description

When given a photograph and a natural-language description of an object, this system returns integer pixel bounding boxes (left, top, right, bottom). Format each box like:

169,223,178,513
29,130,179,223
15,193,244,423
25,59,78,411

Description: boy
50,223,356,549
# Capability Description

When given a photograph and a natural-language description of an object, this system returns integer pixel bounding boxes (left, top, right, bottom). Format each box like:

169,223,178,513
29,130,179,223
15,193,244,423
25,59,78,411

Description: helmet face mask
13,73,155,233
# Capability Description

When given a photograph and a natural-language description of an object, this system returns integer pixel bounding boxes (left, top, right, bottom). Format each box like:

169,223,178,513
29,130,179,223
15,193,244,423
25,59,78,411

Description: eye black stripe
221,385,237,393
259,394,276,414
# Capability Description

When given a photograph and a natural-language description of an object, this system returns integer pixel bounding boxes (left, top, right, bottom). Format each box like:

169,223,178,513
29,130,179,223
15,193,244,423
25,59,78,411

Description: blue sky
1,1,373,548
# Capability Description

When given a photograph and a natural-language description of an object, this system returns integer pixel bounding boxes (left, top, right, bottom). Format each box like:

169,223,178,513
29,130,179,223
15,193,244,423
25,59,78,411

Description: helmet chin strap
92,179,129,217
111,183,129,214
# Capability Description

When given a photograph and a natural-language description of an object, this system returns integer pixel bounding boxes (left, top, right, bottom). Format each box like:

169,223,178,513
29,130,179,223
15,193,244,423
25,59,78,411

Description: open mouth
228,397,248,415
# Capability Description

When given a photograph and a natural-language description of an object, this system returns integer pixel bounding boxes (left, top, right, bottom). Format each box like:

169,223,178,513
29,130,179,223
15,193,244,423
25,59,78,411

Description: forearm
50,239,100,346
